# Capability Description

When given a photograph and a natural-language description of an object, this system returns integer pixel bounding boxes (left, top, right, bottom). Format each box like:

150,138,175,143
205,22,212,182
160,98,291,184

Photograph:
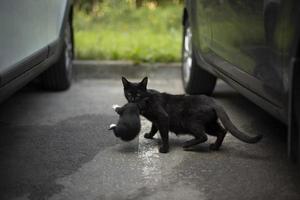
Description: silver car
0,0,74,102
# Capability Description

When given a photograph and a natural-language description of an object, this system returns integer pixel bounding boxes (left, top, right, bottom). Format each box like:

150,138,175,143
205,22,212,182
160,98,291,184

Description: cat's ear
139,77,148,90
122,77,130,88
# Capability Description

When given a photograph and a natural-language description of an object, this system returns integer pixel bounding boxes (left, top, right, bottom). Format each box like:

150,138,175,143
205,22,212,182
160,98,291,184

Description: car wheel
288,62,300,163
41,20,73,91
181,20,216,95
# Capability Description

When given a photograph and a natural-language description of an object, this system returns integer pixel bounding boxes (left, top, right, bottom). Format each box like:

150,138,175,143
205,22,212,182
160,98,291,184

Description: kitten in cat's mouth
109,98,148,141
109,103,141,141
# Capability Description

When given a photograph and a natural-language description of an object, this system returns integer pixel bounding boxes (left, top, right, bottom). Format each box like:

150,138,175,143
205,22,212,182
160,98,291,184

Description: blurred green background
74,0,183,63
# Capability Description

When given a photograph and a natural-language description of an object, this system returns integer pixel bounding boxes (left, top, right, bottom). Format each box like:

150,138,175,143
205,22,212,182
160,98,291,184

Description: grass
74,4,183,63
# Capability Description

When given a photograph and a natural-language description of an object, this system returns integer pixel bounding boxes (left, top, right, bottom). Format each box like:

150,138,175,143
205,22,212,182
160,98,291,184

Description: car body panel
0,0,68,86
185,0,300,123
0,40,61,103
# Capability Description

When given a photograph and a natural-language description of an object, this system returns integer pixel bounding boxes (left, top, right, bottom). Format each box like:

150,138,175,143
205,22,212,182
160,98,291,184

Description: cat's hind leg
183,124,208,148
205,121,227,150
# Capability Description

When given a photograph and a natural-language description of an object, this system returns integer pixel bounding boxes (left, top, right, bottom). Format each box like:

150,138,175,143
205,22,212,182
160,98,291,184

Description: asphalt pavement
0,63,299,200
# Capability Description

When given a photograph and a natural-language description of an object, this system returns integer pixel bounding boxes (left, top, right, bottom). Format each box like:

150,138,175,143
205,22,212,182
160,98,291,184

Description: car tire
288,62,300,163
41,20,73,91
181,20,216,95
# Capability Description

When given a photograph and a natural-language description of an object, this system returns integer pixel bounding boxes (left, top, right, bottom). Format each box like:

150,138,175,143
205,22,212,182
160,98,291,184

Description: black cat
109,103,141,141
122,77,263,153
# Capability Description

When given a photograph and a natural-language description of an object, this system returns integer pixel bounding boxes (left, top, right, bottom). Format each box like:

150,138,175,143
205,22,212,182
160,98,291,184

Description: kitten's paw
108,124,116,130
144,133,154,139
159,145,169,153
209,144,220,151
112,104,121,111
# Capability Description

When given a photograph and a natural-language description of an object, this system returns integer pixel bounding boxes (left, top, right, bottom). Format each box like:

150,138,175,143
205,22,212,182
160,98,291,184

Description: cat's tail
214,105,262,143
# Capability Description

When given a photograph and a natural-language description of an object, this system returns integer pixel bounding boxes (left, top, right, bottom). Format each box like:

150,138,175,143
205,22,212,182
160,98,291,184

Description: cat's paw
112,104,121,111
159,145,169,153
209,144,220,151
144,133,154,139
108,124,116,130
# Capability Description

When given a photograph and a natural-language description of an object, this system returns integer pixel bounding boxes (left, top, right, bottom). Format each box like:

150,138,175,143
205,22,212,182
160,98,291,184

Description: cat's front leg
144,123,158,139
156,109,170,153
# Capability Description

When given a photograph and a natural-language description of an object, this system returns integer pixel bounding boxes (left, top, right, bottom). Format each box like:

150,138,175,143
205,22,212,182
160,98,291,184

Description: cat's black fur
109,103,141,141
122,77,263,153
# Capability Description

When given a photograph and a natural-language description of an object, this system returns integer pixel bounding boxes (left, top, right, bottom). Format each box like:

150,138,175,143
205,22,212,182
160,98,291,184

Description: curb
73,60,181,80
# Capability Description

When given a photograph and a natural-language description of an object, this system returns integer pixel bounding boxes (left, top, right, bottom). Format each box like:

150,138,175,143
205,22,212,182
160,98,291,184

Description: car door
206,0,284,107
0,0,67,86
188,0,213,63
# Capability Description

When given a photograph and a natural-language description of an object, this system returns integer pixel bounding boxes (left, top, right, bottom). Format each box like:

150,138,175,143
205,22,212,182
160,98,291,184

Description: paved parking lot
0,65,299,200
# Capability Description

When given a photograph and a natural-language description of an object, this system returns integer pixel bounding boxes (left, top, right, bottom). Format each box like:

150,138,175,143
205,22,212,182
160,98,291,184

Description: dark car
182,0,300,161
0,0,74,102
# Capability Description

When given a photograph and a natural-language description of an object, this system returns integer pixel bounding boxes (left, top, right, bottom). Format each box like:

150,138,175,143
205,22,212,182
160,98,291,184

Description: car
182,0,300,162
0,0,74,102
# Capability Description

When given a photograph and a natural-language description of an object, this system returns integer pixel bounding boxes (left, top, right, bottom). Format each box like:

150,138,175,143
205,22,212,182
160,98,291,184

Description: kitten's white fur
109,124,116,129
112,104,121,110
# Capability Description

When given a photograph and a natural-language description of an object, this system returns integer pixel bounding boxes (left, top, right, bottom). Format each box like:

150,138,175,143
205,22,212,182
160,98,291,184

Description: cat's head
122,77,148,103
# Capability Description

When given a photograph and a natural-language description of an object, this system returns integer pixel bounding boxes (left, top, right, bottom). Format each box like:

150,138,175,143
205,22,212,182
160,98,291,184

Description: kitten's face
122,77,148,103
